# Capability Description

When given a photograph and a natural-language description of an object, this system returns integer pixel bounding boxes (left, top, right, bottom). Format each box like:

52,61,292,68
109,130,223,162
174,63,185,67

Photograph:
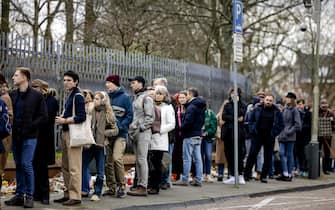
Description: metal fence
0,33,251,113
0,33,252,151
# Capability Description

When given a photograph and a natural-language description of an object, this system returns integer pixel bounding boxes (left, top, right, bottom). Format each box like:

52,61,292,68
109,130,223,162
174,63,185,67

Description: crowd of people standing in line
1,67,334,208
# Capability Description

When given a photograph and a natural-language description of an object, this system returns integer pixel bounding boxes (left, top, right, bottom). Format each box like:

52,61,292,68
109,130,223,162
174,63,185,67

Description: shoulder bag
69,93,95,147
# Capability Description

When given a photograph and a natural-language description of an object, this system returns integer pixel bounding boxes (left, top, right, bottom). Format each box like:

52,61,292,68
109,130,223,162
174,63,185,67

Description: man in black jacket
174,87,206,187
5,67,48,208
244,94,284,183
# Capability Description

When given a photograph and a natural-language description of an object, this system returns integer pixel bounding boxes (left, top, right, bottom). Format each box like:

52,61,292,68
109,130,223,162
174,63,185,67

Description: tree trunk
0,0,10,71
32,0,39,51
65,0,74,43
1,0,10,33
84,0,96,45
44,0,53,42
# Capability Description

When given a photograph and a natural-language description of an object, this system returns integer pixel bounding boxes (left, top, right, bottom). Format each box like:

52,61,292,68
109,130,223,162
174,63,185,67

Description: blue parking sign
233,0,243,33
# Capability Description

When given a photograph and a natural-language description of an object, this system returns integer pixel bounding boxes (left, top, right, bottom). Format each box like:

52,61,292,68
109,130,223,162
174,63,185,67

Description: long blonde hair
94,91,116,123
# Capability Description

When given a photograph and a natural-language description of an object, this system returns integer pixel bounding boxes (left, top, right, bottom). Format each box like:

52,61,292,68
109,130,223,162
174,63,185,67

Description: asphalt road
171,186,335,210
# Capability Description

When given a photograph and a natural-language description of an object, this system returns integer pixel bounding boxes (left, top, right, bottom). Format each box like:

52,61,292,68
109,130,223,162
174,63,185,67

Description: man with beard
244,94,284,183
318,99,335,174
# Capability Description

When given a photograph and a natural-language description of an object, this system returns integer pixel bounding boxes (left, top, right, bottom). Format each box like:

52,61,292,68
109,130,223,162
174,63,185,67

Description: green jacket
204,109,217,141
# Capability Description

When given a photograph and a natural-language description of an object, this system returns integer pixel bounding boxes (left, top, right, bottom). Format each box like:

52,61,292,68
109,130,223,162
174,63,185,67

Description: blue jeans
279,142,295,176
201,139,213,175
82,145,105,196
182,137,203,183
217,164,224,177
256,146,264,172
12,138,37,196
162,143,174,184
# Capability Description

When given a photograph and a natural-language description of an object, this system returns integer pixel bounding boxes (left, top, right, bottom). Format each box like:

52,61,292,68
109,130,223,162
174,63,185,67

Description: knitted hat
106,74,120,86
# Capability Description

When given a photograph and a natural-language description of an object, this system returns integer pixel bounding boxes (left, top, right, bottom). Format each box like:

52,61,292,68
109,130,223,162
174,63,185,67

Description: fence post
183,61,187,89
148,55,153,82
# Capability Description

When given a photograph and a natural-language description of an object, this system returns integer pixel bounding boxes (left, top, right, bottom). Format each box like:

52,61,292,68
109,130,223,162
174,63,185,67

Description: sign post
232,0,243,187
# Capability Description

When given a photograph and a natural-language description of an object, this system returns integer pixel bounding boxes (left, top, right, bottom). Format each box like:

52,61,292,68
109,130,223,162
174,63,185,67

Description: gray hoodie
129,89,155,134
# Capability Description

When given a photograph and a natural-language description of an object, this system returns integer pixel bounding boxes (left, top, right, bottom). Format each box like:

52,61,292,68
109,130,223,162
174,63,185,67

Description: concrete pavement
2,174,335,210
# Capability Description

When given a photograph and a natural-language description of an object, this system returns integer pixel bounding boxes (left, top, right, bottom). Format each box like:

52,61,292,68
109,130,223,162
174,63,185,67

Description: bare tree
10,0,63,49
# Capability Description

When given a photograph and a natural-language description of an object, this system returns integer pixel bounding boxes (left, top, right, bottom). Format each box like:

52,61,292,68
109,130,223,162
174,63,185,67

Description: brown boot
127,185,147,196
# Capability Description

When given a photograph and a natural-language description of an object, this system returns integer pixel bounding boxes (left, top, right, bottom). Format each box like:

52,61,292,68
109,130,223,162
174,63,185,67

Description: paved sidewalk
2,174,335,210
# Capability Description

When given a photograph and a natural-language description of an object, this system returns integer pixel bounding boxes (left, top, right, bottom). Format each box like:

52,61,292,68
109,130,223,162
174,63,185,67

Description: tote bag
69,93,95,147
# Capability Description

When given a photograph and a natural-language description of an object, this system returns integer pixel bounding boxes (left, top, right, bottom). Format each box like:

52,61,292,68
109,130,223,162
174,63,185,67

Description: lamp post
304,0,321,179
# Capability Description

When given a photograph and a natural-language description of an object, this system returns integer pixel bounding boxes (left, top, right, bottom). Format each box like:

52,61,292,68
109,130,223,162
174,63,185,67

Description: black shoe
24,196,34,208
217,176,223,182
53,197,69,203
5,195,24,206
284,176,292,181
244,175,251,182
324,171,331,175
277,175,292,181
62,199,81,206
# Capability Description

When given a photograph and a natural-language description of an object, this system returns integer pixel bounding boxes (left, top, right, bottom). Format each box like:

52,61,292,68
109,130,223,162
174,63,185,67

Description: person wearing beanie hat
106,74,120,87
104,74,133,198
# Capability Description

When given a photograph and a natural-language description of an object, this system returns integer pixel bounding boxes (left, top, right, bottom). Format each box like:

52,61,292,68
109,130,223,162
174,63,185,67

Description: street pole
232,0,243,186
307,0,321,179
233,62,239,186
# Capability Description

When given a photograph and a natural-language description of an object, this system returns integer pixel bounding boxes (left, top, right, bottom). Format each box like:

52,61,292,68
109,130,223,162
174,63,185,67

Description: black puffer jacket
10,87,48,140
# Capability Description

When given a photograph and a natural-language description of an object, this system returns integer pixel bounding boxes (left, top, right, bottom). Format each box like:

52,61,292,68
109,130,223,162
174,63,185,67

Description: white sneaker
223,176,235,184
207,175,214,183
90,194,100,201
239,175,246,185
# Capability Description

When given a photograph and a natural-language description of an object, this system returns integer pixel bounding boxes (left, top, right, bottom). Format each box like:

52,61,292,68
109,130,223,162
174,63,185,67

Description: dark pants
318,136,332,172
33,155,49,200
295,142,308,172
148,150,163,191
244,132,274,179
172,137,183,180
224,129,245,176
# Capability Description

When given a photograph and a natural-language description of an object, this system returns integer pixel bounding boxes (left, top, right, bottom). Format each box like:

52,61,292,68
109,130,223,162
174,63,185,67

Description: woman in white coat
148,85,175,194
